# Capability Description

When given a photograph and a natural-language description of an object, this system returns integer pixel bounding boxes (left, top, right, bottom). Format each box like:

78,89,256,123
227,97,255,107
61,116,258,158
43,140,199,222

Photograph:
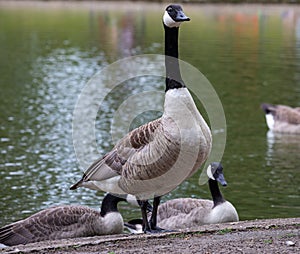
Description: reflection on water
0,3,300,226
265,131,300,213
266,130,300,164
0,46,105,222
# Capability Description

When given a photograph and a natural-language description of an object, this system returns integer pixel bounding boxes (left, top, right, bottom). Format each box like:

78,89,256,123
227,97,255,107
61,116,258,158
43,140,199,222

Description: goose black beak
175,11,190,22
216,172,227,187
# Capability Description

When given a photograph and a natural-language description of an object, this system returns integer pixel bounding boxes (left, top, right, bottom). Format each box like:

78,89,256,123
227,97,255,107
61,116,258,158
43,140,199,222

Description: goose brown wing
275,105,300,124
82,118,172,182
82,150,126,181
0,222,33,246
0,207,65,245
156,198,214,229
157,198,208,221
0,206,98,246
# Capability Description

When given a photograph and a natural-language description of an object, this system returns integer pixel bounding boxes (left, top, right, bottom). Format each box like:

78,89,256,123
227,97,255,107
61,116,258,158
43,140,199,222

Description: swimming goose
125,162,239,232
70,4,212,233
0,193,127,246
261,103,300,134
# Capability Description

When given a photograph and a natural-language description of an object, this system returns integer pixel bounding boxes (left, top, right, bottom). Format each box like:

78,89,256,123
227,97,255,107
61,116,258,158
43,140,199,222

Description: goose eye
167,7,175,15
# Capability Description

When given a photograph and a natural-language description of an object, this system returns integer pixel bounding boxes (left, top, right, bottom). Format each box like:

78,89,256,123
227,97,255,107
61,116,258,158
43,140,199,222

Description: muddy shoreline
1,217,299,253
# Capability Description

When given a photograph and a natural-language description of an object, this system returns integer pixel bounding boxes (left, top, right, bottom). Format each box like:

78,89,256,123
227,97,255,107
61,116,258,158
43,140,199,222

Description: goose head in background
0,193,128,247
261,103,300,134
163,4,190,28
125,162,239,233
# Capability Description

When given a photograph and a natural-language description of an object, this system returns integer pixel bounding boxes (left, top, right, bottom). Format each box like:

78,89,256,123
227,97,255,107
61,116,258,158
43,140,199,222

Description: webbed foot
144,226,176,234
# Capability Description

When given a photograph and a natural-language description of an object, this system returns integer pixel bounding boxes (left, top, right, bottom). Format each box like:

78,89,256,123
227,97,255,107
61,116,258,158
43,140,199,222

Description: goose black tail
69,178,84,190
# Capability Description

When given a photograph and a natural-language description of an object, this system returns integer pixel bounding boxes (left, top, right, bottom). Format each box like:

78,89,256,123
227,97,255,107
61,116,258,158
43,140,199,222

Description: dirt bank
1,217,299,253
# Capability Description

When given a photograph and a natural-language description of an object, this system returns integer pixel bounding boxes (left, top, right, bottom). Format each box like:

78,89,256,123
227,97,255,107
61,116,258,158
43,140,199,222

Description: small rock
285,240,295,246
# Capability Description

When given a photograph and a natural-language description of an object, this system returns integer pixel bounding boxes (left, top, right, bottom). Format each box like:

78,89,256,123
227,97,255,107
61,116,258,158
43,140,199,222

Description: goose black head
261,103,275,115
163,4,190,28
207,162,227,186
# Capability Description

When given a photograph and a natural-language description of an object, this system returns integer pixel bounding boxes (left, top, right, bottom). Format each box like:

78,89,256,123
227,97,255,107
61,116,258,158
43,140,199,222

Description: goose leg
140,200,151,232
149,196,174,233
140,197,170,233
149,196,160,230
148,196,167,232
137,199,153,212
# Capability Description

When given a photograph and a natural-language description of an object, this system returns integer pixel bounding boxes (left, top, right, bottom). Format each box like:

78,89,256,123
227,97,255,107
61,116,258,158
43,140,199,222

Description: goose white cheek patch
206,165,215,180
163,11,181,28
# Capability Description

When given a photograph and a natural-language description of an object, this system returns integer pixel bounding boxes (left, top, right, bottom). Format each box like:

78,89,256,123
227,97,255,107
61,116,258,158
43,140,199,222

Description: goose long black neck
100,194,124,217
209,179,226,207
164,24,185,91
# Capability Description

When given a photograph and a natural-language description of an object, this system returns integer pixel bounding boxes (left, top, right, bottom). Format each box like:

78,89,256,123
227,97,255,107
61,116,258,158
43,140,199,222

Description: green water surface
0,2,299,226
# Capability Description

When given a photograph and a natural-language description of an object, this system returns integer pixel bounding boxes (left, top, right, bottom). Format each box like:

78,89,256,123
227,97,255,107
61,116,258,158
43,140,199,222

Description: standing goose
125,162,239,233
0,193,126,246
261,103,300,134
70,5,212,233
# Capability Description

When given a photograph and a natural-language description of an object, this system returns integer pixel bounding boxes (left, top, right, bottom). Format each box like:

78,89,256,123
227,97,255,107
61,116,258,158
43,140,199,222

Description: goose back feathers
0,194,126,246
261,103,300,134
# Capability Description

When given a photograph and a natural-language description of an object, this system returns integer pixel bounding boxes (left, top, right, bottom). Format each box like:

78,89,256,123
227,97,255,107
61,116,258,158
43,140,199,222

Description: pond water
0,2,299,226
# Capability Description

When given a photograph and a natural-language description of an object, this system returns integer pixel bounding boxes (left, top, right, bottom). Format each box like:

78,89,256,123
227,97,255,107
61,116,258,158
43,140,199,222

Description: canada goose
0,193,127,246
261,103,300,134
70,5,212,233
125,162,239,232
